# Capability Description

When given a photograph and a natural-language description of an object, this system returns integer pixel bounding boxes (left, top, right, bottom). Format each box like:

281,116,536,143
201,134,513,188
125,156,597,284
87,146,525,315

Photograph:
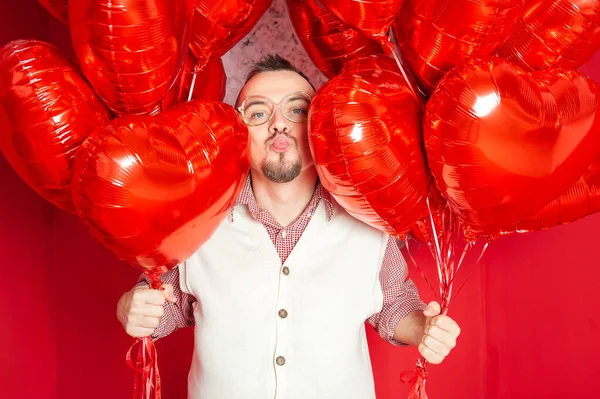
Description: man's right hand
116,284,176,338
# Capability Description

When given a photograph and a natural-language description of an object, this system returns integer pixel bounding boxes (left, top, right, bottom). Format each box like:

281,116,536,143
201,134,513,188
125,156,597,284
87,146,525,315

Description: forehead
239,70,315,104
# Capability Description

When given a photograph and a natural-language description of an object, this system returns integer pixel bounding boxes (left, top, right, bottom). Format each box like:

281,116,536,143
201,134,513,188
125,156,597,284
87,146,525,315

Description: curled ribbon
126,335,162,399
400,358,429,399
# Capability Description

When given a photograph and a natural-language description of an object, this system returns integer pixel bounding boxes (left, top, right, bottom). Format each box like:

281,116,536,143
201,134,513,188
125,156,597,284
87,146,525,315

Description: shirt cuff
383,299,428,347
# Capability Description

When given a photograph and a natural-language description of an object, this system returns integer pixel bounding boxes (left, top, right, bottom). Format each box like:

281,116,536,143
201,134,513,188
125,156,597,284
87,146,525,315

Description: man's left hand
418,301,461,364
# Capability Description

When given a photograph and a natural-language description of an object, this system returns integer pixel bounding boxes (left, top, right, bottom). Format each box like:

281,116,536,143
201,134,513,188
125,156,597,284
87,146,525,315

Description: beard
261,133,303,183
261,152,302,183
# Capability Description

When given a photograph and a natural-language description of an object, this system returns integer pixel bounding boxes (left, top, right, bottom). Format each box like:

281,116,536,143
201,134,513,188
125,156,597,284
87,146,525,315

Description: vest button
278,309,288,319
276,356,286,366
282,266,290,276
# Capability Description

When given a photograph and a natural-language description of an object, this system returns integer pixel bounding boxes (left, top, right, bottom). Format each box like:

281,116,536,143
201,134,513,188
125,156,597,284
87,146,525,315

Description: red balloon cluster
288,3,600,397
309,55,429,238
72,100,250,277
1,2,269,275
0,40,110,213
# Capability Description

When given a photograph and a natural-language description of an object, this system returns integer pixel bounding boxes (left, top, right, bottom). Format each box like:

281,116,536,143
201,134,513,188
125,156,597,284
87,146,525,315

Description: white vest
179,200,388,399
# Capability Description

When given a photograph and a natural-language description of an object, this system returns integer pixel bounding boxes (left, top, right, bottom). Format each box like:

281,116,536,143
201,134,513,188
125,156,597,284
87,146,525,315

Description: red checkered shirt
138,175,426,345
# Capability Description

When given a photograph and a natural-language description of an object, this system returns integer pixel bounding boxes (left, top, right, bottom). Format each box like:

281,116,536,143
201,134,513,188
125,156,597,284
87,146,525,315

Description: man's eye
251,112,266,119
291,108,307,115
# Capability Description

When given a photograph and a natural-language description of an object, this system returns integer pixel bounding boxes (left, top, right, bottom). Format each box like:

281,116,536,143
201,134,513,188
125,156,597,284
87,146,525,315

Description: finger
139,315,161,329
126,326,155,338
428,315,461,335
161,284,177,303
138,328,155,337
418,343,444,365
423,301,441,317
422,332,452,358
141,289,167,306
143,304,165,319
425,324,457,348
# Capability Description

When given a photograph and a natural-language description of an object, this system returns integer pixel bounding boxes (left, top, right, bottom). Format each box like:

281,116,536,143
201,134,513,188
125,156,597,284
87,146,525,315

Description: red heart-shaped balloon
189,0,272,68
309,55,429,238
38,0,69,24
497,0,600,71
425,57,600,239
318,0,404,45
161,52,226,110
393,0,522,94
0,40,110,213
512,158,600,233
286,0,383,78
71,100,250,277
69,0,193,116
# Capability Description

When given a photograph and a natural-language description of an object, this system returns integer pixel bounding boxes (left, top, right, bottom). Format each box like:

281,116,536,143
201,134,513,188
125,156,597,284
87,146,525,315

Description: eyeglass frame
237,91,313,127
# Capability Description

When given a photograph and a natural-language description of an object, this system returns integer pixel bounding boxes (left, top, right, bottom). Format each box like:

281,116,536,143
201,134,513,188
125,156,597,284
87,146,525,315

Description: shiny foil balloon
161,53,226,110
38,0,69,24
190,0,272,68
286,0,383,78
72,100,250,277
497,0,600,71
393,0,523,94
425,56,600,240
69,0,192,116
512,158,600,232
0,40,110,213
318,0,404,45
309,55,429,238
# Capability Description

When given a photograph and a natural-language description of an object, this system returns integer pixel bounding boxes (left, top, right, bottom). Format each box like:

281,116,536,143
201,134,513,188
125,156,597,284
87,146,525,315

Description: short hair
236,54,316,106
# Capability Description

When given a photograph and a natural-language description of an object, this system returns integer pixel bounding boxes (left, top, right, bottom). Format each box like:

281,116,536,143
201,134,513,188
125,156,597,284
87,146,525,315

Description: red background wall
1,2,599,398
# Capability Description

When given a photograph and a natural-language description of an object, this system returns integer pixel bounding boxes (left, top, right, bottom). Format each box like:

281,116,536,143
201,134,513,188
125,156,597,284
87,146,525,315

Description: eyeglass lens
243,94,310,126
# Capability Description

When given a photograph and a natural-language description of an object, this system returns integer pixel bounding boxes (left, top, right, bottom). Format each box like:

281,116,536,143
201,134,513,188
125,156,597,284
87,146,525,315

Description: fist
418,301,461,365
116,284,176,338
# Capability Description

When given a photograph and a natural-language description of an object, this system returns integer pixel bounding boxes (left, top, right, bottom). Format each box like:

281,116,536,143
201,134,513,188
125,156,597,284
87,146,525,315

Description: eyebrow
286,96,310,103
245,99,269,108
243,94,310,108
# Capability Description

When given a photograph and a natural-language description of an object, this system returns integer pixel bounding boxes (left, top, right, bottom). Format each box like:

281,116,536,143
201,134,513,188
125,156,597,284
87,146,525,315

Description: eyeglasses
237,91,312,127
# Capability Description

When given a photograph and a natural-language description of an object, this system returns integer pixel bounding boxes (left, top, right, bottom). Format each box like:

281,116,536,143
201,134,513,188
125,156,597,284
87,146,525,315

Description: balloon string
187,64,200,102
386,27,426,107
426,196,444,299
405,240,439,300
126,337,162,399
403,200,489,398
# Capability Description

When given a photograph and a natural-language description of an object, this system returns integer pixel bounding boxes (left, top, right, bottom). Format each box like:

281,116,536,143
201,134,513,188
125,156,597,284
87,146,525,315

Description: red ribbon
126,335,162,399
125,270,163,399
400,358,429,399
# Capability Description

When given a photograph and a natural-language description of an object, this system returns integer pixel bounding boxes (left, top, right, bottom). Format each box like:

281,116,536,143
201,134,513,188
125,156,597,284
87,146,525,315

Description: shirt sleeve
366,236,427,346
135,267,196,340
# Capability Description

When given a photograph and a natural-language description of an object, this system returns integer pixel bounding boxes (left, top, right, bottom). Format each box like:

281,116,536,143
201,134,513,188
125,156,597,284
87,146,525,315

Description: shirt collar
230,174,335,222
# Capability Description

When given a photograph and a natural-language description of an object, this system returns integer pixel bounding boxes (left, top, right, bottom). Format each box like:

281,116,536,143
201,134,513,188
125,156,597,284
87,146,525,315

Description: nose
268,107,290,134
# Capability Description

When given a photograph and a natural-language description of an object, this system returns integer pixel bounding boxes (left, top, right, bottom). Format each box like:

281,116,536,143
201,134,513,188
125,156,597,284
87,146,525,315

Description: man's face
237,70,316,183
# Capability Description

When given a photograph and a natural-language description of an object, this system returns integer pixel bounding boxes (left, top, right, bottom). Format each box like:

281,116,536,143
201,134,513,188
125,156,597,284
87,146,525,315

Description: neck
251,167,318,227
